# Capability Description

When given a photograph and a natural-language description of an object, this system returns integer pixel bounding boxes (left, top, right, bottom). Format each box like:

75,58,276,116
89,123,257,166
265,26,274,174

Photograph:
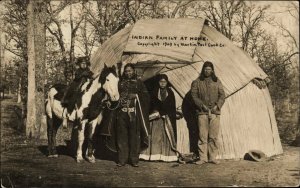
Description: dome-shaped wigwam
90,18,283,160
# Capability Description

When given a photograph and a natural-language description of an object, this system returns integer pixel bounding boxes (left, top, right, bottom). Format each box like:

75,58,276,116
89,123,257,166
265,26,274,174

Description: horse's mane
99,66,118,85
84,66,118,92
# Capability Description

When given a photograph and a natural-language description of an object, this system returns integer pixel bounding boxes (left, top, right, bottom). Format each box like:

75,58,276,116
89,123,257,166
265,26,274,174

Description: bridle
105,97,130,111
101,69,120,111
106,99,120,110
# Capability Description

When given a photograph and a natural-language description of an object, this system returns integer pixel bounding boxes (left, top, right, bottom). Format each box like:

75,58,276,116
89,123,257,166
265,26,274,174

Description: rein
106,100,120,110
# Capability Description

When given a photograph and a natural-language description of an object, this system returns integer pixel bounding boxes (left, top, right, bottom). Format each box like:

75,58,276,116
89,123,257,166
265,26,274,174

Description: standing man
191,61,225,165
116,63,150,167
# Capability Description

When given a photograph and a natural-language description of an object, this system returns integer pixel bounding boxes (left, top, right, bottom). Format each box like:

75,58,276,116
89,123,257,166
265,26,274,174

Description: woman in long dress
139,74,178,162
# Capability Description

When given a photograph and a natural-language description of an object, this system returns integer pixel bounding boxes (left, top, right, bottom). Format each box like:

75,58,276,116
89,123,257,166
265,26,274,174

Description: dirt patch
1,98,300,187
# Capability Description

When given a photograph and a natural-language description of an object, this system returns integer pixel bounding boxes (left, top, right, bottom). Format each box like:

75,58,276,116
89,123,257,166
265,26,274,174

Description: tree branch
125,0,136,23
171,0,194,18
5,48,24,58
266,52,299,72
276,21,298,49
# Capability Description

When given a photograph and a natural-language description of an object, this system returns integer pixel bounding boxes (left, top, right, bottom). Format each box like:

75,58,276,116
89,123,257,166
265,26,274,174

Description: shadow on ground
38,145,72,157
37,138,118,163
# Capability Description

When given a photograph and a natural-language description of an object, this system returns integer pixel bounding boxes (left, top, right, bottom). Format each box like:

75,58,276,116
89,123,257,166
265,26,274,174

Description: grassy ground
1,97,299,187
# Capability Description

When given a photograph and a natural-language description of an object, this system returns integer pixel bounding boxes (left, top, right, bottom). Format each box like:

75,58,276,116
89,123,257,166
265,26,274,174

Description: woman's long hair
157,74,171,88
199,61,218,82
151,74,171,97
121,63,137,80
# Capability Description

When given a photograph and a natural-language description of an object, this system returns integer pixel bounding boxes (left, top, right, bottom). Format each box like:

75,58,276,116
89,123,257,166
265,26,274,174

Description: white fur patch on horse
103,73,120,101
47,87,76,121
77,77,102,119
46,88,59,118
68,108,77,122
52,99,64,119
96,111,103,125
48,87,58,98
81,80,90,92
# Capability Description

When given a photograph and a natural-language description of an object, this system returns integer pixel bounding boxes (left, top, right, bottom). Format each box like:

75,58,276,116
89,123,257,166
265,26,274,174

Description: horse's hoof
87,156,96,163
48,154,58,158
178,159,186,164
76,157,84,163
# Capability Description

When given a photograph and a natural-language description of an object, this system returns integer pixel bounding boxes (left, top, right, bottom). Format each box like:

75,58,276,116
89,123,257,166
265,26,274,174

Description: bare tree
46,1,68,61
1,4,27,135
83,0,130,44
81,0,195,46
271,2,299,53
45,1,83,80
1,1,28,60
203,0,245,40
237,3,270,52
77,1,99,59
275,1,300,144
1,0,29,106
170,0,195,18
45,1,71,80
26,0,47,138
69,3,85,76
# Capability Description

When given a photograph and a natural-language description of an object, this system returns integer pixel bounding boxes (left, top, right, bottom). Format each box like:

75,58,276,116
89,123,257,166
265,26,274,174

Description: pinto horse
45,65,119,163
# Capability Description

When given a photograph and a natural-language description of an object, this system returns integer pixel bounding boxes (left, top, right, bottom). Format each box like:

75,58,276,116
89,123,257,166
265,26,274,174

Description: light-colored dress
139,115,178,162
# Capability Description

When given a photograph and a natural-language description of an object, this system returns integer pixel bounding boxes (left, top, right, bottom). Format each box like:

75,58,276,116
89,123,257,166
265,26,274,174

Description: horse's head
99,64,119,101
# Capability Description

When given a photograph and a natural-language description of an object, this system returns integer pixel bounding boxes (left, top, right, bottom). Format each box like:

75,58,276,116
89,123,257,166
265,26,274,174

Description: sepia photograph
0,0,299,187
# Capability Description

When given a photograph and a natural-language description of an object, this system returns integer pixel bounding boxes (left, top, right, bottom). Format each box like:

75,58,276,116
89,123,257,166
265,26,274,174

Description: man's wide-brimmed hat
244,150,267,162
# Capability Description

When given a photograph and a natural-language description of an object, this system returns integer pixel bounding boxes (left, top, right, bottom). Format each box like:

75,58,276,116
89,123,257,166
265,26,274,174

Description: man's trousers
197,114,220,162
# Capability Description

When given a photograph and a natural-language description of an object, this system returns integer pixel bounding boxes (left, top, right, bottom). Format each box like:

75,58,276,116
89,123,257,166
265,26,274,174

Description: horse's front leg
76,119,87,163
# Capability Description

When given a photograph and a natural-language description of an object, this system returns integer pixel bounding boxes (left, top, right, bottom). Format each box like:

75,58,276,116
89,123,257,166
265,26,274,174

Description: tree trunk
83,11,89,58
8,87,12,95
26,0,36,137
69,4,75,79
34,0,47,139
17,77,22,103
26,0,47,139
